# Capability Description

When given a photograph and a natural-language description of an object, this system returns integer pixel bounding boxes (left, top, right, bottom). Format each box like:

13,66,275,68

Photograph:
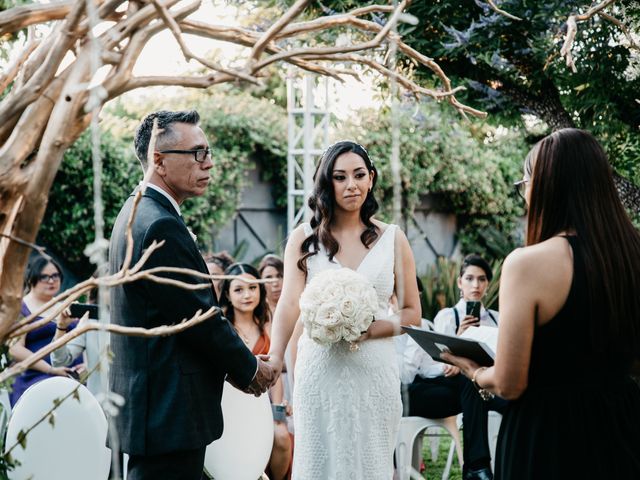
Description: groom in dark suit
109,110,276,480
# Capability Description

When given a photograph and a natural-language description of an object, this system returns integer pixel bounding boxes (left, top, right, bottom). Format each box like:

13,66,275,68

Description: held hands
456,315,480,335
244,354,281,397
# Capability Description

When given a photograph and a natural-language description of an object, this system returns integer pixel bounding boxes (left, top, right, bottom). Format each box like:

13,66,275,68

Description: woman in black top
443,128,640,479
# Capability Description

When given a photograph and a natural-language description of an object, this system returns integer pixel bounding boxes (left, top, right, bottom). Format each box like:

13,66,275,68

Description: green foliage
421,257,461,321
39,130,138,278
342,101,527,261
420,256,502,321
295,0,640,186
40,88,288,277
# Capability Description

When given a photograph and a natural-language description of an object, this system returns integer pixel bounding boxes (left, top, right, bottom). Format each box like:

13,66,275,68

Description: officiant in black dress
443,129,640,479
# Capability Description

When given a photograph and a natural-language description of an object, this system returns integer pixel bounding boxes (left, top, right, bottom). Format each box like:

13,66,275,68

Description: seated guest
204,251,234,298
402,321,506,480
9,256,83,406
258,254,283,315
51,287,106,396
219,263,292,480
258,255,294,431
434,254,498,336
406,255,504,480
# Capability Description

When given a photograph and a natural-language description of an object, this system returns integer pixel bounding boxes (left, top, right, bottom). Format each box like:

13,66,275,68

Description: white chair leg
429,435,440,462
442,440,456,480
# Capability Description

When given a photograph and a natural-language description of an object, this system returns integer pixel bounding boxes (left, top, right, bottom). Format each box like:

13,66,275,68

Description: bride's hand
355,329,370,343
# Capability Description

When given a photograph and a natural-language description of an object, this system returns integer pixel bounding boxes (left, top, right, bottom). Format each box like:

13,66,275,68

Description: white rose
340,299,356,318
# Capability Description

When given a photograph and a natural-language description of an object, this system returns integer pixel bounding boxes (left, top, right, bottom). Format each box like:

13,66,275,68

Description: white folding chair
395,415,463,480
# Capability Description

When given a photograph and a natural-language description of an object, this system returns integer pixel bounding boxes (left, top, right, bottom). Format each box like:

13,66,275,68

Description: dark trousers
127,447,207,480
405,375,507,471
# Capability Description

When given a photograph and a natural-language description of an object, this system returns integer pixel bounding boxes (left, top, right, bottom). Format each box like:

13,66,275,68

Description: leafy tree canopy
276,0,640,185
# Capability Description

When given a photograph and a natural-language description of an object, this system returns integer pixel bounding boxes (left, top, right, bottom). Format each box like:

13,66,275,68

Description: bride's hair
297,141,379,275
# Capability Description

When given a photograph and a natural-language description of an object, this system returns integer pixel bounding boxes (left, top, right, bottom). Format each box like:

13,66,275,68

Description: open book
402,325,498,367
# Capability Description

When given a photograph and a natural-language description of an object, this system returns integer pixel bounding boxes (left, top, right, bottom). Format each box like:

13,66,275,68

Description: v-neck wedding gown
292,223,402,479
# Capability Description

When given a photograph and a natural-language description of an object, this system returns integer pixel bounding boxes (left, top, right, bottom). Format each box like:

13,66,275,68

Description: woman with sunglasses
442,129,640,478
9,256,82,406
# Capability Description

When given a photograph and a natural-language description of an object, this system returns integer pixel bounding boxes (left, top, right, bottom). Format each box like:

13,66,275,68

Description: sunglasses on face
513,179,529,201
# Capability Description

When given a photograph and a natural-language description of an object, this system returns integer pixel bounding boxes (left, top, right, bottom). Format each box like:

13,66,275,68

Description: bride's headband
322,141,373,165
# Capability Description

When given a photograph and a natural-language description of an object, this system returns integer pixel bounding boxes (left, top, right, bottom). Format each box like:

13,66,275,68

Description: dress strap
302,222,313,236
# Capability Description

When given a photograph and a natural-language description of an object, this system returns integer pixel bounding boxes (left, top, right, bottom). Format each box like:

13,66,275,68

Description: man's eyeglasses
159,148,211,163
38,273,61,283
514,179,529,201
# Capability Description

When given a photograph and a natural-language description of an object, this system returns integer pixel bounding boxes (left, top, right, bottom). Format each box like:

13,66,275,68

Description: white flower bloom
300,268,376,348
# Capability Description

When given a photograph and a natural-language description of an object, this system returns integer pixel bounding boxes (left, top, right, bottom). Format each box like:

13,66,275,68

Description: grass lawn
420,436,463,479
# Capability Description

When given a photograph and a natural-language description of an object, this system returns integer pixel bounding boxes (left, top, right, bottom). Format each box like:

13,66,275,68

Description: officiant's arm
268,226,308,376
443,245,572,400
364,228,421,340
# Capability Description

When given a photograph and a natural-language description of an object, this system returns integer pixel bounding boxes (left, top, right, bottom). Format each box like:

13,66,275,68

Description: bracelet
56,326,69,332
471,367,495,401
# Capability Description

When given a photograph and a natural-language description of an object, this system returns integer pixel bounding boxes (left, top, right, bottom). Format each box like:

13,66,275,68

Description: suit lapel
141,187,217,299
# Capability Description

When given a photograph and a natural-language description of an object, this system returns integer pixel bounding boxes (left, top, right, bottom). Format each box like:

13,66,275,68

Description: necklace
234,325,254,346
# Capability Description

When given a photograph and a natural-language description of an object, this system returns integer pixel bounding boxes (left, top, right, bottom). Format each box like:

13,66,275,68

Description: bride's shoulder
371,219,390,233
371,219,405,240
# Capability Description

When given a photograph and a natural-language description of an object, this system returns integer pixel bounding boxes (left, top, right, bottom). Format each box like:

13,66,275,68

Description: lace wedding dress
292,223,402,480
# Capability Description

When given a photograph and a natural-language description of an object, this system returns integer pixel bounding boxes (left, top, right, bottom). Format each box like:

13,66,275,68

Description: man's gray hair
134,110,200,169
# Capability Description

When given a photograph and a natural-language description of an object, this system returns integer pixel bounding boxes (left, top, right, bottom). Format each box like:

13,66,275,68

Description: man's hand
244,355,280,397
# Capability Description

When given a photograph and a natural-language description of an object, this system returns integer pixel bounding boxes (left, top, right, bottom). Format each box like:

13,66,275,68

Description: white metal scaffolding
286,73,330,233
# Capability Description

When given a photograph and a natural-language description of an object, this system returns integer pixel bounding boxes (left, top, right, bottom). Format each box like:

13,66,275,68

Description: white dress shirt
434,299,499,336
399,319,445,384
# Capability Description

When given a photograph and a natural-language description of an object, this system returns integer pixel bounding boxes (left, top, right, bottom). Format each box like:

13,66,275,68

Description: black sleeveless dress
495,236,640,479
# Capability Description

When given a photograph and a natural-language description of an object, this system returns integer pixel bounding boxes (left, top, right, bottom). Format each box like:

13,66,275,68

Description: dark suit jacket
109,187,257,456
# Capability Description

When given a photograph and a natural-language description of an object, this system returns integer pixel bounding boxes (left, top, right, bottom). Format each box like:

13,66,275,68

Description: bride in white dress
269,141,421,479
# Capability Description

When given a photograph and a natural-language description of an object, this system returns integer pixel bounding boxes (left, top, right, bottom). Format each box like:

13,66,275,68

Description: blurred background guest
219,263,292,480
258,254,283,315
405,259,505,480
434,254,498,337
204,251,234,298
51,283,106,396
9,256,83,406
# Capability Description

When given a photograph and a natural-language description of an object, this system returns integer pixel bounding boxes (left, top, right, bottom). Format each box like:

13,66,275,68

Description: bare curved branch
561,0,616,72
0,307,220,384
485,0,522,21
0,0,73,36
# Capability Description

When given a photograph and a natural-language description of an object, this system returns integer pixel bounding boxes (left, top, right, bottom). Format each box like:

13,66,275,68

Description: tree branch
485,0,522,22
250,0,311,63
0,0,73,37
0,307,220,384
149,0,260,84
561,0,617,72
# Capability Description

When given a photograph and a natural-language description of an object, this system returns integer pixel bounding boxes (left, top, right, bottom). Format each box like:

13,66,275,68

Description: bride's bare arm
365,228,421,339
268,226,308,371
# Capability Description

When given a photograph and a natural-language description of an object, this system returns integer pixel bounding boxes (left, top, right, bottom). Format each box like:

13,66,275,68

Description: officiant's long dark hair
525,128,640,363
298,141,379,275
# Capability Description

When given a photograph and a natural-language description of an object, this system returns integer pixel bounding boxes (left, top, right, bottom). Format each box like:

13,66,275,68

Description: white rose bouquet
299,268,378,350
